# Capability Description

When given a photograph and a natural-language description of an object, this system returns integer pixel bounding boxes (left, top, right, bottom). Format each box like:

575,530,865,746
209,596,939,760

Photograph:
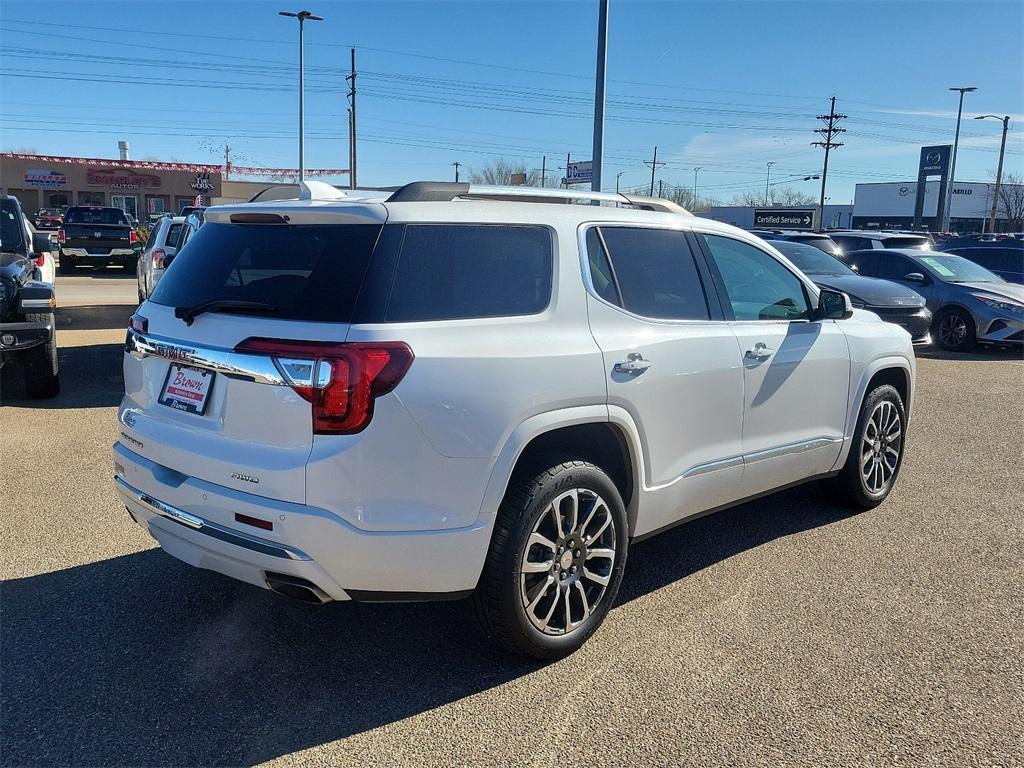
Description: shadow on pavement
56,304,135,332
1,484,850,767
1,343,124,409
915,345,1022,362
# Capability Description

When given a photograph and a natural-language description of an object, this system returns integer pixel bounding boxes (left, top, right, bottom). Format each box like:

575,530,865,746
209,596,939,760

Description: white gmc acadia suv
113,181,915,659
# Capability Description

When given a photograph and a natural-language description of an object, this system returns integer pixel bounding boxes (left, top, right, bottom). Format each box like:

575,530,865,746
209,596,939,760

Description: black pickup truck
1,195,60,398
58,206,140,274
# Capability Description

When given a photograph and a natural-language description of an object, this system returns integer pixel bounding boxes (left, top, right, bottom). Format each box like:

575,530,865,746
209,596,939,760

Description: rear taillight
57,228,66,244
151,248,165,269
130,230,139,244
235,338,414,435
129,313,148,332
35,253,46,267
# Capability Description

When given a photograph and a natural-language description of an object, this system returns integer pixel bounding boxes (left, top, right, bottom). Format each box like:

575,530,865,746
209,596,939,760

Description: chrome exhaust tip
264,572,331,604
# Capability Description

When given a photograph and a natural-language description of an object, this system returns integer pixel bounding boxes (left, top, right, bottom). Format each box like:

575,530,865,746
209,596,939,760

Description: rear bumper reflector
115,476,308,561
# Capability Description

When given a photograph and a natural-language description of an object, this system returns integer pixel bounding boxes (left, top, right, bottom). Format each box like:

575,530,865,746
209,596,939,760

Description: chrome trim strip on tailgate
115,476,311,561
126,329,286,385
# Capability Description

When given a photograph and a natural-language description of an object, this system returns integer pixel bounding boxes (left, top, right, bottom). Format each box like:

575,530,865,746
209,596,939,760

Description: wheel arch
477,406,645,538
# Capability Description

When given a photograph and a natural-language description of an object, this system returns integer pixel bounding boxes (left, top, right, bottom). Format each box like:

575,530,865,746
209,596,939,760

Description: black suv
0,196,60,398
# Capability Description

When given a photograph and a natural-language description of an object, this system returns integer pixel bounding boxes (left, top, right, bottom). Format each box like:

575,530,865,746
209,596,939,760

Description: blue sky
2,0,1022,203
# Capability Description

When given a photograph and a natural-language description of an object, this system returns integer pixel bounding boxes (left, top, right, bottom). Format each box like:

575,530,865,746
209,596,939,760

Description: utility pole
537,156,547,187
564,152,571,188
644,146,664,196
346,47,358,188
590,0,609,193
764,161,775,205
223,143,231,181
975,114,1009,234
452,161,461,183
944,86,977,231
693,167,703,207
658,179,664,197
812,95,846,231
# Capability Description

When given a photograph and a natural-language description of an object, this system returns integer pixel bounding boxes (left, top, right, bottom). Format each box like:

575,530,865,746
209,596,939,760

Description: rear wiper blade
174,299,278,326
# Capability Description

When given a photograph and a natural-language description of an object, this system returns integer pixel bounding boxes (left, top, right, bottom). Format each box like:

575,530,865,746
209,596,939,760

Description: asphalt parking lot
2,274,1022,768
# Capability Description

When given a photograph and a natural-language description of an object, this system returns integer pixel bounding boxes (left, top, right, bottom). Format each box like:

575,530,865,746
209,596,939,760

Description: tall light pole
591,0,609,193
693,166,703,207
279,9,323,182
975,114,1010,233
765,161,775,205
943,86,977,231
616,171,626,193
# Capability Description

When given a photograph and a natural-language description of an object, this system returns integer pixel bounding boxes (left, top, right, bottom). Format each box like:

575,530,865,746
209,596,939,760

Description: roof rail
385,182,690,214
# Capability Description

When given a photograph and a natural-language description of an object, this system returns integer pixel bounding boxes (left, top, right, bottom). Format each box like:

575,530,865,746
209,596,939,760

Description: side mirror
903,272,926,283
31,232,52,255
849,263,859,273
817,288,853,320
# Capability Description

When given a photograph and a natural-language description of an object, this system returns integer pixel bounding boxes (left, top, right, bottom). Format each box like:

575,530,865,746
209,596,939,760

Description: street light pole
975,114,1010,233
765,161,775,205
944,86,977,231
591,0,609,193
279,9,323,182
693,166,703,208
616,171,625,193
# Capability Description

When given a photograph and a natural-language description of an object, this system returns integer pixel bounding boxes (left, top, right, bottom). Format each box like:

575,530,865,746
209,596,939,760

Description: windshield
1,199,26,252
774,242,853,275
64,207,129,225
787,235,842,256
883,236,930,248
919,254,1003,283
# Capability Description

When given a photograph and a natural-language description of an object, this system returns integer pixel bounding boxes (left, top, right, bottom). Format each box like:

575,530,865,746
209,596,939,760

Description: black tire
933,306,976,351
471,456,629,660
22,313,60,399
823,384,906,510
58,253,74,275
138,288,145,304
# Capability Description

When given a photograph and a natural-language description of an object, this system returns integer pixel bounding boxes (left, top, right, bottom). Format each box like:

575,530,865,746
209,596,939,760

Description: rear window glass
1,199,25,251
384,225,552,322
166,222,183,248
149,223,383,322
882,236,928,248
64,208,128,225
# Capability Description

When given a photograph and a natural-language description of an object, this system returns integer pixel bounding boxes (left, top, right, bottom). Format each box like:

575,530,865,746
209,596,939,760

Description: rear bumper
62,247,135,262
112,442,490,601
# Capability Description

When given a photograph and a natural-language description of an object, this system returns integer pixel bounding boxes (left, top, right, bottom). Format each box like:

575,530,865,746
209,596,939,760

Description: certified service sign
24,169,67,188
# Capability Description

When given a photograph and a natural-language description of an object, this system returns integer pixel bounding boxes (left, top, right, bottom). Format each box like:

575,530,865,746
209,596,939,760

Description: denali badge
230,472,260,484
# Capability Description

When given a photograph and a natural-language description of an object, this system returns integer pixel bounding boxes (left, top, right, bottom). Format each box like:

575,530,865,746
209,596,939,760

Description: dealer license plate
159,364,214,415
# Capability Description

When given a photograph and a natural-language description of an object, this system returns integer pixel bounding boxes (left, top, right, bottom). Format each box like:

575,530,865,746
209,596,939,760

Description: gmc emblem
155,343,195,362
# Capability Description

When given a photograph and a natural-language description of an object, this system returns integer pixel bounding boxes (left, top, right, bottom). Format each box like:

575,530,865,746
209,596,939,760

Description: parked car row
750,229,1023,352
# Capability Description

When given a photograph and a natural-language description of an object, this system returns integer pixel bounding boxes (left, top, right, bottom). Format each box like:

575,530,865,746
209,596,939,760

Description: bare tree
771,187,817,206
470,158,541,187
995,171,1024,230
730,190,765,206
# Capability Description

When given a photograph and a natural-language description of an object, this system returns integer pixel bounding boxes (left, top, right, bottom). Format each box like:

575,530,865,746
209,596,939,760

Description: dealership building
850,180,1020,232
0,152,344,218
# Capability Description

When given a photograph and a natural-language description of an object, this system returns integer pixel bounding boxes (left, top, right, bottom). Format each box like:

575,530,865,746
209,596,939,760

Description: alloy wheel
519,488,617,636
861,400,902,495
938,313,968,348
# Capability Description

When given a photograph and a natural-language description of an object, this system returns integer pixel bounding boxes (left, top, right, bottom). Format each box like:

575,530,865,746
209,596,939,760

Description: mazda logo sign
926,151,941,165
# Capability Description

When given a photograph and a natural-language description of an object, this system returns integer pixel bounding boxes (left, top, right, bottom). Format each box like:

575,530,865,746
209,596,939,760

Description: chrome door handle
613,352,652,374
745,342,774,360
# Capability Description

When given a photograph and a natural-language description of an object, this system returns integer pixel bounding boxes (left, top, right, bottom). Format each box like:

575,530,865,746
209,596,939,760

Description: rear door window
590,227,710,320
384,225,552,322
149,222,383,322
